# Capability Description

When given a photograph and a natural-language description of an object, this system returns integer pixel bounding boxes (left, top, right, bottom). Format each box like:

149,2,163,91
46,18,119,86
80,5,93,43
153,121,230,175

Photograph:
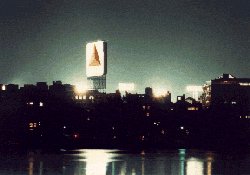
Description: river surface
0,149,250,175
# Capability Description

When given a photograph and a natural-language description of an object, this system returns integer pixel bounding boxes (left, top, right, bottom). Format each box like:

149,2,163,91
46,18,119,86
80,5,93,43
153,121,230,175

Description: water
0,149,250,175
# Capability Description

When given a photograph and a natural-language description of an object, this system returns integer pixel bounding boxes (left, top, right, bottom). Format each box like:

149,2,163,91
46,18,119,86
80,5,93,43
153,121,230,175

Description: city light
153,88,168,97
1,85,6,91
118,83,135,92
240,82,250,86
186,85,203,101
74,83,87,94
186,85,203,92
39,102,43,107
75,149,118,175
186,158,204,175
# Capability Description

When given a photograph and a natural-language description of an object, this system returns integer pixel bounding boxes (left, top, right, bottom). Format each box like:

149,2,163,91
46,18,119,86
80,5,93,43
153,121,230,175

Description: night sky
0,0,249,98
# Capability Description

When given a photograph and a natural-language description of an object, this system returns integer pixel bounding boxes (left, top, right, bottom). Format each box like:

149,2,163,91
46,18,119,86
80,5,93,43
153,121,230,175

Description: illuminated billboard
86,41,107,77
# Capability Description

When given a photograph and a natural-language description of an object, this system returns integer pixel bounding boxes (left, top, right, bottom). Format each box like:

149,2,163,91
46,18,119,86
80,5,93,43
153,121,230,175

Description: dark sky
0,0,249,98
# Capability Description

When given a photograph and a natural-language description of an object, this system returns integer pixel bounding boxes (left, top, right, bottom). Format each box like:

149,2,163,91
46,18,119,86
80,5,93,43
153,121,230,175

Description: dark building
36,82,48,91
145,87,153,97
209,74,250,113
6,84,19,92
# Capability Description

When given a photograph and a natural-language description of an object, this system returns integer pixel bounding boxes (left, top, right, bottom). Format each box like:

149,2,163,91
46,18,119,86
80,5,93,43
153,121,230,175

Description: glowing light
74,83,87,94
186,85,203,101
153,88,168,97
118,83,135,92
1,85,6,91
187,107,198,111
27,102,34,106
75,149,117,175
29,122,37,129
39,102,43,107
186,158,204,175
207,154,213,175
186,85,203,92
240,83,250,86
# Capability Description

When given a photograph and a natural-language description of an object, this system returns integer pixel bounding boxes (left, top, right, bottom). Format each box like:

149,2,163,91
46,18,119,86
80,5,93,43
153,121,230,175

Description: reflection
75,149,117,175
28,152,34,175
206,153,213,175
23,149,216,175
186,158,204,175
141,158,145,175
132,168,136,175
39,161,43,175
119,162,127,175
112,162,115,175
141,150,145,175
179,149,185,175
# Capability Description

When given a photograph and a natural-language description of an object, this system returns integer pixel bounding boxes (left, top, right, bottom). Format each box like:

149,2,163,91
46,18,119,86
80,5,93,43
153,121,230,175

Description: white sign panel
86,41,107,77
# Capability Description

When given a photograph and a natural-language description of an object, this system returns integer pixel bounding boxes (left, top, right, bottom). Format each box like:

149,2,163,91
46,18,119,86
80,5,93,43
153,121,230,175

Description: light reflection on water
1,149,250,175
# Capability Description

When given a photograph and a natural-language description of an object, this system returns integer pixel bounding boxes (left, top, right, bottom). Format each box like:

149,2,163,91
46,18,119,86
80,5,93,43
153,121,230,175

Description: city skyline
0,0,249,98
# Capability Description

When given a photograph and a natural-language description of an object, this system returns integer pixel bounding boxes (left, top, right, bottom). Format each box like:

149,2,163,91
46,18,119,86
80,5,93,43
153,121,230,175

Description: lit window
187,107,198,111
147,106,151,110
146,113,150,117
29,123,33,128
39,102,44,107
75,95,79,99
89,96,94,100
79,96,83,100
83,95,87,100
239,83,250,86
142,106,145,110
27,102,34,106
180,126,184,130
161,129,165,135
29,122,37,128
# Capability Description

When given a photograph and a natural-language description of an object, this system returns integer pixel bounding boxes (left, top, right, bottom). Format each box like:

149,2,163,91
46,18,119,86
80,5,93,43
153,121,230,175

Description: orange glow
153,88,168,97
74,83,87,94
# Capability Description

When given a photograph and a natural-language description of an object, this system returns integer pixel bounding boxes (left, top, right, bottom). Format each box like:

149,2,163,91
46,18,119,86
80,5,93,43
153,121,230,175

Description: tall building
205,74,250,112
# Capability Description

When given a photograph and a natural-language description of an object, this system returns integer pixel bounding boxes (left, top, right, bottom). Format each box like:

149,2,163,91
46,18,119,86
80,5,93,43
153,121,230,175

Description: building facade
208,74,250,112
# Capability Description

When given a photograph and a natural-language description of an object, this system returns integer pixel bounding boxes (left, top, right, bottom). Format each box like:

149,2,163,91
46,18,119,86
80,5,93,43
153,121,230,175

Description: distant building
206,74,250,112
200,81,211,109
